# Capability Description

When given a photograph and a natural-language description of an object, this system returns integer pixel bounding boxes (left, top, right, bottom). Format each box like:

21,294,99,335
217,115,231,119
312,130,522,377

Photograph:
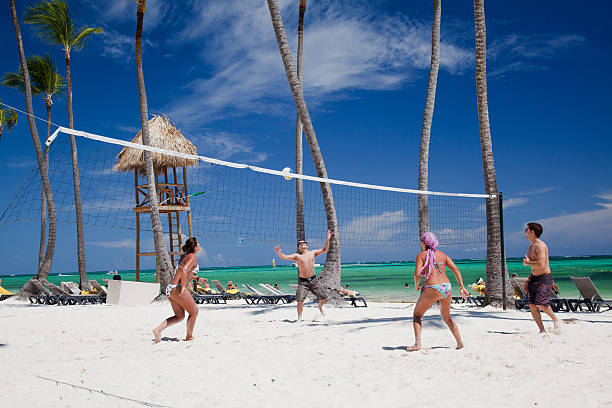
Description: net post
498,192,507,310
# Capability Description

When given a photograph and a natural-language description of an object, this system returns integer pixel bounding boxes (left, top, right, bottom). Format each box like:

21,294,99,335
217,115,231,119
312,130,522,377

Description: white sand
1,299,611,408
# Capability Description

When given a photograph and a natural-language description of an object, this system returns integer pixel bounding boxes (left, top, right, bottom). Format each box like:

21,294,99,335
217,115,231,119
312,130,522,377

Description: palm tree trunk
473,0,510,305
295,0,306,243
38,101,52,271
136,0,173,292
10,0,57,296
64,51,87,289
267,0,341,293
417,0,441,238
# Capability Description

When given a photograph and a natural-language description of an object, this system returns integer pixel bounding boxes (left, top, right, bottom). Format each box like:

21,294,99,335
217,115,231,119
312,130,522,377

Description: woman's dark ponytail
179,237,198,263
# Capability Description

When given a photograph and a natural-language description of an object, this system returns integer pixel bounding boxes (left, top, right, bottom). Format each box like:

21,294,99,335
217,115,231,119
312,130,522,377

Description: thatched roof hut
114,115,198,172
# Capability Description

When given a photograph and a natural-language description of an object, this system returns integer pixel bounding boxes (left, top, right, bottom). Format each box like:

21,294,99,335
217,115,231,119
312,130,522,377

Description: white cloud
518,186,556,196
99,29,157,59
82,0,173,32
189,130,269,164
488,33,587,77
88,238,134,249
340,210,409,243
503,197,529,209
166,0,472,126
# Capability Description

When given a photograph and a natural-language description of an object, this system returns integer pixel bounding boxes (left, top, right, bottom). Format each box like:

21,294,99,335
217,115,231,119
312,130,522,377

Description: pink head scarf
419,232,439,280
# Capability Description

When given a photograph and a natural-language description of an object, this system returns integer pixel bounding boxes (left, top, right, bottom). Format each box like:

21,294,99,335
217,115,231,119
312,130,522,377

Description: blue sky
0,0,611,275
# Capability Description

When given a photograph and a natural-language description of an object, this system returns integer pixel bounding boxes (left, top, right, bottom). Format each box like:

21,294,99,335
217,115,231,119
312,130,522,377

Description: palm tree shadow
487,330,523,335
154,337,180,343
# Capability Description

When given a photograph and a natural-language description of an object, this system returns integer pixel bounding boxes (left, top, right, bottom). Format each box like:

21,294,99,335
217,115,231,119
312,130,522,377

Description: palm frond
4,108,18,130
27,54,66,98
70,26,104,51
2,71,28,93
24,0,74,47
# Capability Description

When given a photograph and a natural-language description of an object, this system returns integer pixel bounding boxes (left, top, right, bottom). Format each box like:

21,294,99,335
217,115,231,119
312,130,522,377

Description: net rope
0,125,492,246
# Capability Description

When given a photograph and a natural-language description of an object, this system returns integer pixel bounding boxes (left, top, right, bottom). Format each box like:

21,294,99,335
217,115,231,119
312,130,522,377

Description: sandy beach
1,299,611,408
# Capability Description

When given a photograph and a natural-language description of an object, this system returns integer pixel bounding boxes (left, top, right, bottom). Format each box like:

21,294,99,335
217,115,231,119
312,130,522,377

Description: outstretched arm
314,230,333,256
275,245,298,261
447,257,469,299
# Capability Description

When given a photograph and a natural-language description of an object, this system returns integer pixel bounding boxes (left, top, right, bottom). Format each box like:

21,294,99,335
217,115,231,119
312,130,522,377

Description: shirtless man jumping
275,230,332,321
523,222,560,334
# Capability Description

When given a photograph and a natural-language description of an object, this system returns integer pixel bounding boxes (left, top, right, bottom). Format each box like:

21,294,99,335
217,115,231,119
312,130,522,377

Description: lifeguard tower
114,115,199,281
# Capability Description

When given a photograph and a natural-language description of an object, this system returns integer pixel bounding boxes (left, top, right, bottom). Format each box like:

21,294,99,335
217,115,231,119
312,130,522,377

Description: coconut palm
473,0,510,305
417,0,441,238
0,101,18,140
9,0,57,296
135,0,174,291
266,0,342,293
2,54,65,271
24,0,103,289
295,0,306,243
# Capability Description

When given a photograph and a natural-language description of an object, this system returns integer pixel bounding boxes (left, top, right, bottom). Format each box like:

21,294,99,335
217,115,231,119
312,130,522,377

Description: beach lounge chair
41,279,101,305
188,287,226,305
0,284,15,301
259,283,296,303
288,283,367,307
513,277,571,312
243,284,284,304
88,280,108,299
451,295,484,306
569,276,612,312
211,280,243,300
63,281,107,304
29,279,61,305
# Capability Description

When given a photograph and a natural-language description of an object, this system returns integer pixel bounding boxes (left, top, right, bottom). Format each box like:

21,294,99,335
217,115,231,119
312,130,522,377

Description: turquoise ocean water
1,256,611,302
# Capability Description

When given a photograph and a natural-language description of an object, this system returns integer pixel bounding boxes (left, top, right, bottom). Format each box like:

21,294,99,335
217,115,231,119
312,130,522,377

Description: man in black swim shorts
523,222,560,334
275,230,332,321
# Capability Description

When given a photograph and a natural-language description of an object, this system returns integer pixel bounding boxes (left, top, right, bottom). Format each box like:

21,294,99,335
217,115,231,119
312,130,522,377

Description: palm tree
295,0,306,243
2,54,65,271
135,0,174,292
9,0,57,296
472,0,510,305
0,100,18,140
24,0,103,289
266,0,341,293
417,0,441,238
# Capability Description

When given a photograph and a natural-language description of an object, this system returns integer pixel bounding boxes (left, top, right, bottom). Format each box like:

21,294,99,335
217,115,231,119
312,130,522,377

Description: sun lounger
259,283,296,303
88,280,108,295
288,283,368,307
211,280,243,300
512,277,571,312
569,276,612,312
243,283,284,304
451,295,484,306
0,284,15,301
188,287,226,304
28,279,59,305
41,279,102,305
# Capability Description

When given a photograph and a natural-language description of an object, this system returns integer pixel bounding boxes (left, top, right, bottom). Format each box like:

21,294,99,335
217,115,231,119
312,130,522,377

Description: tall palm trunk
473,0,510,305
64,50,87,288
417,0,441,238
267,0,341,291
10,0,57,295
38,99,51,270
136,0,173,292
295,0,306,243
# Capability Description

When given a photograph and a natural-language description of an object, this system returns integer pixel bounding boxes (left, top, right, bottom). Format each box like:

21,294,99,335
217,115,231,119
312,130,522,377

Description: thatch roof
114,115,198,172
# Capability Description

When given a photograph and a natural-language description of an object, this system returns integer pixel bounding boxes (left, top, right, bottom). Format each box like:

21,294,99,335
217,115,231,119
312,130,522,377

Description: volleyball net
0,126,493,247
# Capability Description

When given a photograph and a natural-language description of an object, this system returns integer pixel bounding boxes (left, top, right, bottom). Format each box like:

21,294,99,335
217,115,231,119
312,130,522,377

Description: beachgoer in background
470,278,486,296
112,271,122,280
407,232,469,351
523,222,560,334
274,283,280,290
153,237,200,343
512,273,518,278
275,230,333,321
404,282,409,288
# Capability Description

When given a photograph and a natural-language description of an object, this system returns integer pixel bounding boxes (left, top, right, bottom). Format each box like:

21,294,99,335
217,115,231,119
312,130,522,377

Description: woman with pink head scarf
407,232,469,351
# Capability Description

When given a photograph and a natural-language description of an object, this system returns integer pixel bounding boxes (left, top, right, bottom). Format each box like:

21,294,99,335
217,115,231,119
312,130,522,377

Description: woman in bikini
407,232,469,351
153,237,200,343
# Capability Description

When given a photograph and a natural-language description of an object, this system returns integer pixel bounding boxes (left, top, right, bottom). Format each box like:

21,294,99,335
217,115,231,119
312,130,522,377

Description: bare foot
152,328,161,344
456,342,464,350
553,320,561,335
318,304,326,317
184,335,194,341
406,342,421,352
